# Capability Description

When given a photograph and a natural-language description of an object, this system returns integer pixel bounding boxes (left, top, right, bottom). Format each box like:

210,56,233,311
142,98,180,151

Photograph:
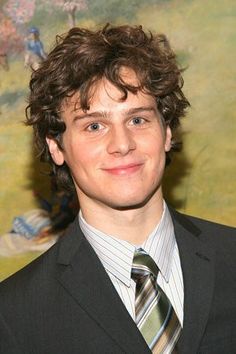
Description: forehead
62,68,155,114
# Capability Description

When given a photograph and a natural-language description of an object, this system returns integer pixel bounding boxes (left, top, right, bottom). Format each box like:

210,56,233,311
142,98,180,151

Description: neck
79,192,164,245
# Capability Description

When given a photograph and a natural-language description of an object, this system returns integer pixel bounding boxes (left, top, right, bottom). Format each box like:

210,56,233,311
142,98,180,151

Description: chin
107,191,157,211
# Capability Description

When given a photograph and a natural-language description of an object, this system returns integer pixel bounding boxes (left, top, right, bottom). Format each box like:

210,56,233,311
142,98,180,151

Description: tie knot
131,249,159,282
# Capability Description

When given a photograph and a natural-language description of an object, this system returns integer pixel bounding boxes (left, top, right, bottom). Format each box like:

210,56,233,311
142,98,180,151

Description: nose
107,125,136,156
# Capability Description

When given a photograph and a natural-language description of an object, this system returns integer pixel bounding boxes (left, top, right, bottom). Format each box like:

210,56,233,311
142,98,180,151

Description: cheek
64,140,103,170
140,134,165,156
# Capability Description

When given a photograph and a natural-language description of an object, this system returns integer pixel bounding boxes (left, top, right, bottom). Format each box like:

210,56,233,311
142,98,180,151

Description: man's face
47,69,172,211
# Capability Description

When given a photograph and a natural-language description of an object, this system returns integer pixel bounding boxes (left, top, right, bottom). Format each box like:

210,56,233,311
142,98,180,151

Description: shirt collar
141,202,175,282
79,212,135,286
79,201,175,287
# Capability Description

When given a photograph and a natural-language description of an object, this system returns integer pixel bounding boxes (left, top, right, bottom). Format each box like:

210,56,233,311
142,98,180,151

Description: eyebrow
72,106,158,121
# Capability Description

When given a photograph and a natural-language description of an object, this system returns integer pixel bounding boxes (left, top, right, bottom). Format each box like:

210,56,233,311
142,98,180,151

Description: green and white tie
131,249,181,353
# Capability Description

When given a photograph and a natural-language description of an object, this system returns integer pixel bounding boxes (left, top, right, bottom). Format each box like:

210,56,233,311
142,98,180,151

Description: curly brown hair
26,23,190,191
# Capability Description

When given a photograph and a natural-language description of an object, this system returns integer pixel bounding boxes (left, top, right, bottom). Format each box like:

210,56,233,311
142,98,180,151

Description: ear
46,137,65,166
164,125,172,152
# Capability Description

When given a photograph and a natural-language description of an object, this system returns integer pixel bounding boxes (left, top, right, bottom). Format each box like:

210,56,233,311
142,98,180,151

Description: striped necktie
131,249,181,353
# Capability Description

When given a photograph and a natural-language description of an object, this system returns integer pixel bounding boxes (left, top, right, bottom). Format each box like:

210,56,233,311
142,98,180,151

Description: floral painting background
0,0,235,279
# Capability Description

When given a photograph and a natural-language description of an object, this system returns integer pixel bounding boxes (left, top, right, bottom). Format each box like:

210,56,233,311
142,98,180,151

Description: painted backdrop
0,0,235,279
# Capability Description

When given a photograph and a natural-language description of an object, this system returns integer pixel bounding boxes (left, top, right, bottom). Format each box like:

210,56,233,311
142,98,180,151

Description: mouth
102,163,144,176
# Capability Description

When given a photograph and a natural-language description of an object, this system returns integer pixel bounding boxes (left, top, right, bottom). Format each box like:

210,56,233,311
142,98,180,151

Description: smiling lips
102,163,144,176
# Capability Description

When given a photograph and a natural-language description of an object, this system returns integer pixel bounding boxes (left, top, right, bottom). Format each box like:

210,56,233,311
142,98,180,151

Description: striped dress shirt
79,201,184,326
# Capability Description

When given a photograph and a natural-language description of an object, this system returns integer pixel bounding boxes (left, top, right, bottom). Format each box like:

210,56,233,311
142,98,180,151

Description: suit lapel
170,210,216,354
55,219,151,354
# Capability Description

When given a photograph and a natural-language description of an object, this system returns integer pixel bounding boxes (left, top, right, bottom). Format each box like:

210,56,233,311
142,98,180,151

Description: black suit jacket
0,209,235,354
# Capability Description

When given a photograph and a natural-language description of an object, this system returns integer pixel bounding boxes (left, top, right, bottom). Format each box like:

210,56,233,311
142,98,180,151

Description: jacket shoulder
171,207,236,237
171,209,236,264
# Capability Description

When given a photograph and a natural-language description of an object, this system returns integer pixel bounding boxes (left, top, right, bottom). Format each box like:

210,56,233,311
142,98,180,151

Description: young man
0,24,235,354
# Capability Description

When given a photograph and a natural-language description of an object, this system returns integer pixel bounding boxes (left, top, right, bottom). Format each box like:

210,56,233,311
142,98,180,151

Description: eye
87,122,103,132
130,117,146,125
